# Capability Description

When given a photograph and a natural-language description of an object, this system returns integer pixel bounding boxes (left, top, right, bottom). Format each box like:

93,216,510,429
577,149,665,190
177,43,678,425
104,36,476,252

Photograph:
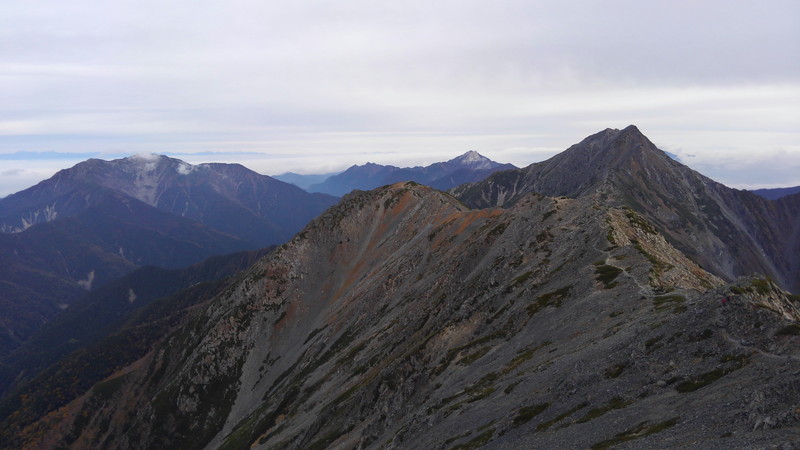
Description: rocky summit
6,176,799,448
455,125,800,294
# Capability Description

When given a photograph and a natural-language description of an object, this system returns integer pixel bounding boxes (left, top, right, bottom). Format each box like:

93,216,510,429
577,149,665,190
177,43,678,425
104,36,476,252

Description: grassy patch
448,428,495,450
537,402,588,431
443,431,473,446
775,324,800,336
91,375,127,400
594,264,623,289
675,354,750,393
751,278,771,294
513,403,550,426
503,342,551,374
507,271,534,293
458,347,491,365
504,381,522,394
576,397,631,424
691,329,714,341
625,210,658,234
604,363,627,379
438,331,504,374
675,369,728,392
526,286,571,316
591,417,679,449
303,325,328,345
644,335,663,353
653,295,686,314
307,427,352,450
487,223,508,238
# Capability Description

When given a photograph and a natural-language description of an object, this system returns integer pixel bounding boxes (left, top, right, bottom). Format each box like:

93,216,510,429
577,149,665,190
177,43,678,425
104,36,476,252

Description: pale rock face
453,150,495,170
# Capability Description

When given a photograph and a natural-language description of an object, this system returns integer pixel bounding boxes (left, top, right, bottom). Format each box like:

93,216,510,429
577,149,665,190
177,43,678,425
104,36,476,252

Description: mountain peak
455,150,483,162
446,150,498,170
622,124,642,134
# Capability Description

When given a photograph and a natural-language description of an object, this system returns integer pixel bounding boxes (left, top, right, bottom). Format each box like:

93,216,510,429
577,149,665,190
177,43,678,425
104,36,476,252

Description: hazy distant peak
447,150,496,170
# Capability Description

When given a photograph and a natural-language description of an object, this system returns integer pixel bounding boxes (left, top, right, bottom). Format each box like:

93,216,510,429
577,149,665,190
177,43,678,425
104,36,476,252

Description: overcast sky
1,0,798,197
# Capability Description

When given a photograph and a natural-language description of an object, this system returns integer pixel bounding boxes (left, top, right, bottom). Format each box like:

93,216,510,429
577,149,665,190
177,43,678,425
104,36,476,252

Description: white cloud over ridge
0,0,798,196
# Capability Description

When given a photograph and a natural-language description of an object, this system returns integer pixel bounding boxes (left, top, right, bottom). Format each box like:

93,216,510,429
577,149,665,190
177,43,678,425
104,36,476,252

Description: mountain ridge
6,181,798,449
2,129,799,449
0,155,338,243
307,151,516,196
0,155,337,357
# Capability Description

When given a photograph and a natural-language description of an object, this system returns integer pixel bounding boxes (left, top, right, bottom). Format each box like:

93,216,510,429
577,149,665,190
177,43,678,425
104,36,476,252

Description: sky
1,0,799,197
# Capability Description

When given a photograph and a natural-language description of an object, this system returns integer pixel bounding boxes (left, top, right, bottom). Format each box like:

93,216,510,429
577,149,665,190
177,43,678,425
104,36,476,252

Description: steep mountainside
0,248,271,442
455,126,800,293
9,183,799,449
0,190,254,358
307,151,516,196
0,248,271,400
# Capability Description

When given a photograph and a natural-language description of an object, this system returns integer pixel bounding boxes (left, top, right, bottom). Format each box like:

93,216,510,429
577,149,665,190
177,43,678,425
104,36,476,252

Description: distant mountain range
272,171,341,191
750,185,800,200
2,127,798,449
284,151,516,196
0,155,337,357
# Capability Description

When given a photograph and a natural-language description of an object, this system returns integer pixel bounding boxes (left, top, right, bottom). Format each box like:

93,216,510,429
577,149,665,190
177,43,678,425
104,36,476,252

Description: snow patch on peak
128,288,137,303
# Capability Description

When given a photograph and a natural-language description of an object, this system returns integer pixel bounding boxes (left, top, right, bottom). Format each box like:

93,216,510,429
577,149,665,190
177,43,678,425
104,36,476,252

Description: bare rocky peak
445,150,497,170
15,181,799,450
456,126,800,294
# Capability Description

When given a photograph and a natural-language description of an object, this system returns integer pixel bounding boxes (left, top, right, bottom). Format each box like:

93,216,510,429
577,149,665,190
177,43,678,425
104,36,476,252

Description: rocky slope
0,248,271,400
7,183,798,449
454,126,800,294
0,248,271,445
307,151,516,196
